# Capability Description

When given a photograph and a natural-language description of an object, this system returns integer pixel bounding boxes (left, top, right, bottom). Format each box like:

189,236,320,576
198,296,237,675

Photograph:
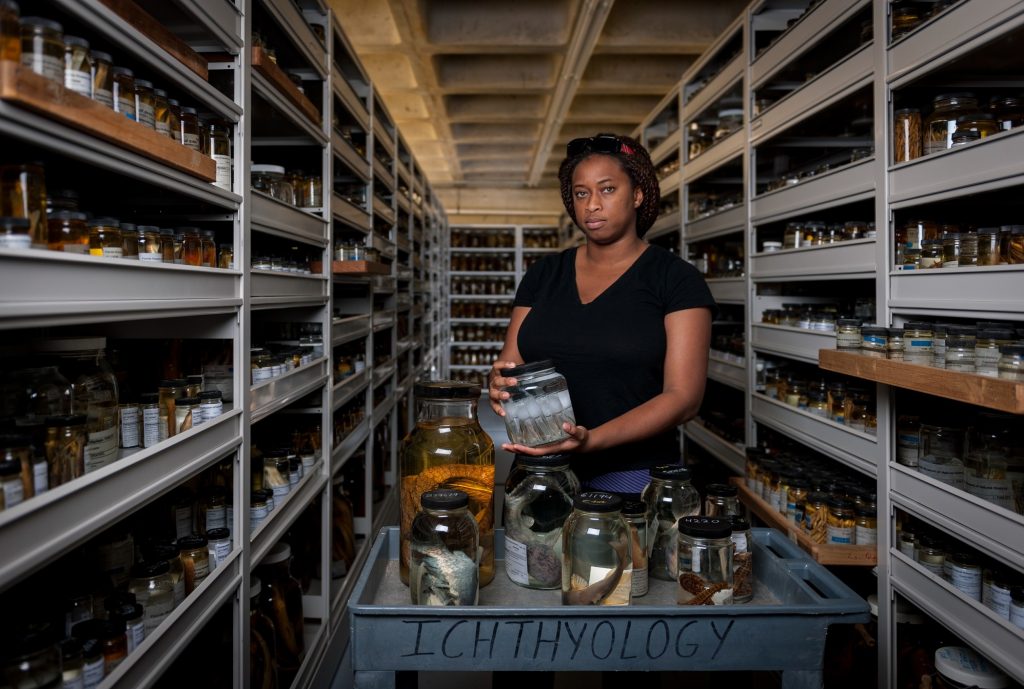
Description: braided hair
558,133,661,238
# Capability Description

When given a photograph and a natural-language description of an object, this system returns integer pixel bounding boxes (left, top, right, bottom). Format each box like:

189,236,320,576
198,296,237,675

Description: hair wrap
558,133,661,238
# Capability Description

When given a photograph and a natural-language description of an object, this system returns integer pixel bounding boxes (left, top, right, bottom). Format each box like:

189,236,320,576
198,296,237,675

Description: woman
487,133,714,493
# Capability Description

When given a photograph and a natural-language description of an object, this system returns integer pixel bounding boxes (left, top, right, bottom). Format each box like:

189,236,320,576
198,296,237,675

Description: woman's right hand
487,360,518,416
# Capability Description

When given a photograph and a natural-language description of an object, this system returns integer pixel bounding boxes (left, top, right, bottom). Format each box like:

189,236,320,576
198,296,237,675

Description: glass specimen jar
173,396,198,435
976,329,1014,377
983,568,1013,619
199,228,216,267
729,516,753,603
835,319,862,350
63,35,92,97
893,108,922,162
133,78,155,128
119,223,139,260
410,489,480,606
888,327,905,360
257,542,305,686
20,16,64,84
137,225,161,262
44,413,85,487
947,551,983,601
677,516,734,605
854,504,877,545
60,638,85,688
128,560,175,634
0,624,62,689
0,454,24,510
902,321,934,365
499,359,575,447
111,66,136,121
0,215,30,249
0,0,19,62
179,106,201,150
207,118,232,191
918,424,965,489
934,646,1009,689
152,88,170,136
958,231,978,267
642,464,701,581
1,162,48,247
925,93,977,155
621,498,649,597
562,491,632,606
399,381,494,586
977,227,1002,266
263,450,291,501
158,227,175,261
861,325,888,358
890,5,921,40
166,98,181,141
177,534,210,595
89,50,113,107
991,96,1024,131
47,210,88,253
250,490,269,531
945,329,976,372
88,218,122,258
807,389,829,418
106,599,145,655
252,164,284,198
826,497,856,545
40,337,119,473
502,453,578,589
955,112,999,141
180,226,203,266
920,238,943,268
249,577,277,689
998,344,1024,380
704,483,740,517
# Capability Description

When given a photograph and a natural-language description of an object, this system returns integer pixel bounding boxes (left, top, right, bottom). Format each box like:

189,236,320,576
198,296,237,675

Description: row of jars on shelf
449,231,515,248
744,445,877,546
451,324,505,343
523,232,559,248
251,165,323,209
450,300,512,320
897,513,1024,631
333,397,366,448
659,196,681,217
449,346,502,367
686,243,743,278
333,241,382,262
761,147,874,194
450,254,514,272
897,220,1024,268
834,320,1024,379
687,110,743,160
890,0,960,41
656,156,681,180
8,8,233,190
760,298,876,333
450,276,514,296
759,220,875,252
688,191,742,220
251,338,324,385
894,94,1021,163
251,254,314,274
756,360,878,433
896,411,1023,516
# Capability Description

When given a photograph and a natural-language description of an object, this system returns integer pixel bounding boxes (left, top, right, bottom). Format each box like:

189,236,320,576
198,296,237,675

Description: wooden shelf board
730,477,878,567
0,61,215,181
98,0,209,80
312,260,390,276
252,47,321,127
819,349,1024,415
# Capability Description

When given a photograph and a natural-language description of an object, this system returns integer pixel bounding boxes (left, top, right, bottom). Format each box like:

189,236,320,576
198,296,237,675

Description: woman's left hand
501,422,590,455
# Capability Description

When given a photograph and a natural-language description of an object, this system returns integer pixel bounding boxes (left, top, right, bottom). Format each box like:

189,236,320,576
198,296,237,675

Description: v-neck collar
571,244,651,306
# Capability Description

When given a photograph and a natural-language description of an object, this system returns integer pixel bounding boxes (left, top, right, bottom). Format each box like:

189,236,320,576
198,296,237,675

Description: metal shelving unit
0,1,445,686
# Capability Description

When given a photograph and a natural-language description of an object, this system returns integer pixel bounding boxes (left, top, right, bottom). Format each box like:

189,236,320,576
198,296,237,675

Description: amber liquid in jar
0,0,20,62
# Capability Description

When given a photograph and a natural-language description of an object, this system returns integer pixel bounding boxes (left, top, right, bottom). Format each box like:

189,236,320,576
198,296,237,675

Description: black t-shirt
513,244,715,481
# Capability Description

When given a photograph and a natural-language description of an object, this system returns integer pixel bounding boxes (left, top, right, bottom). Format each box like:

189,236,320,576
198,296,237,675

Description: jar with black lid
20,16,64,84
0,622,62,689
562,491,632,606
110,66,136,120
925,93,977,154
410,489,480,605
677,516,734,605
642,464,700,581
503,453,578,589
704,482,740,517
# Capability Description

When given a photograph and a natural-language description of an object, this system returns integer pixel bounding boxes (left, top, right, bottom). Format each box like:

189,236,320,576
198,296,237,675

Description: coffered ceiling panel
331,0,747,193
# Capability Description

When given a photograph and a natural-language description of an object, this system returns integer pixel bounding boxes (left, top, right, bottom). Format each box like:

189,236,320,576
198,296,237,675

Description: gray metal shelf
752,159,875,222
889,266,1024,316
706,277,746,304
891,555,1024,683
251,191,330,246
372,196,396,224
751,239,876,281
252,70,328,144
332,419,371,476
708,351,748,390
685,205,746,242
178,0,244,51
250,358,330,423
649,128,682,165
251,462,328,562
684,419,746,474
332,72,371,130
251,270,329,300
332,371,369,411
887,0,1024,86
332,193,372,232
332,131,372,181
0,411,241,590
751,323,835,364
752,393,877,477
685,131,745,181
683,55,744,123
257,0,328,78
332,314,372,345
660,169,682,196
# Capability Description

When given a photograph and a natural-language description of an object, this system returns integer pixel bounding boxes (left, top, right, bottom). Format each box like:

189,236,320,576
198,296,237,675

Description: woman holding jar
488,133,714,493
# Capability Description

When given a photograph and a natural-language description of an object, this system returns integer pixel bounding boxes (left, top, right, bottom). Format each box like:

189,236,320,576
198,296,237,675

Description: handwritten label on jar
854,525,876,545
183,133,201,150
83,655,105,688
206,506,226,532
213,154,231,191
965,473,1014,511
84,426,118,473
126,619,145,653
66,69,92,97
142,406,161,447
826,525,853,545
139,251,162,263
22,54,63,84
33,460,47,495
950,563,982,600
897,433,920,467
984,581,1011,618
917,455,965,490
504,537,530,585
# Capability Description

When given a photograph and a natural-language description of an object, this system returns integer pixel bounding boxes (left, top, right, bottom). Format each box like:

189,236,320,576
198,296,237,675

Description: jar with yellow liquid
399,381,495,586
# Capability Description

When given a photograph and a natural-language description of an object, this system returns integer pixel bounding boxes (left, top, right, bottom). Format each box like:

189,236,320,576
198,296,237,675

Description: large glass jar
502,453,578,589
924,94,978,155
257,542,305,687
128,560,175,634
48,209,89,253
179,107,201,150
399,381,495,586
40,337,119,473
133,78,156,129
704,483,740,517
111,66,136,121
893,107,922,163
934,647,1009,689
1,162,48,247
249,577,277,689
0,623,62,689
677,516,734,605
63,35,92,97
20,16,64,84
90,50,113,108
499,360,575,447
562,491,632,606
918,424,965,490
207,118,232,192
410,489,480,605
641,464,701,581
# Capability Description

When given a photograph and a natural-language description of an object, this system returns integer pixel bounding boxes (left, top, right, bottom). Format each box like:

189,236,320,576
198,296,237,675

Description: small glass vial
111,66,136,121
173,396,198,434
166,98,181,142
218,243,234,269
621,499,649,598
63,35,92,97
410,489,480,606
977,227,1002,266
138,225,162,262
88,218,123,258
139,392,160,448
44,413,86,487
976,329,1014,377
0,215,31,249
920,239,943,268
97,620,127,674
502,453,579,589
133,78,156,129
887,327,905,360
959,231,978,267
47,209,89,253
898,530,917,558
703,483,740,517
642,464,701,581
118,401,139,448
729,516,753,604
206,527,231,570
119,223,139,260
106,600,145,655
835,319,861,350
947,552,982,601
199,229,217,267
903,321,934,365
0,455,24,510
499,360,576,447
861,325,888,358
807,390,829,418
198,390,223,423
207,118,232,191
677,516,734,605
250,491,269,531
177,534,211,595
998,344,1024,380
20,16,64,84
152,88,171,136
826,497,855,545
562,492,631,606
901,248,921,270
89,50,113,108
128,560,175,634
941,232,962,268
945,330,976,372
179,106,201,150
159,228,175,262
180,227,203,266
854,504,876,545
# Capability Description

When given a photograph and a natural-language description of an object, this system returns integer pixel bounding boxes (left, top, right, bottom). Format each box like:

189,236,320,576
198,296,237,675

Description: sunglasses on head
566,134,634,158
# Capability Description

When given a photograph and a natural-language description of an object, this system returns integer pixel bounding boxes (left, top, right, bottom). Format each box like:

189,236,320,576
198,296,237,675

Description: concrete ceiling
330,0,748,207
